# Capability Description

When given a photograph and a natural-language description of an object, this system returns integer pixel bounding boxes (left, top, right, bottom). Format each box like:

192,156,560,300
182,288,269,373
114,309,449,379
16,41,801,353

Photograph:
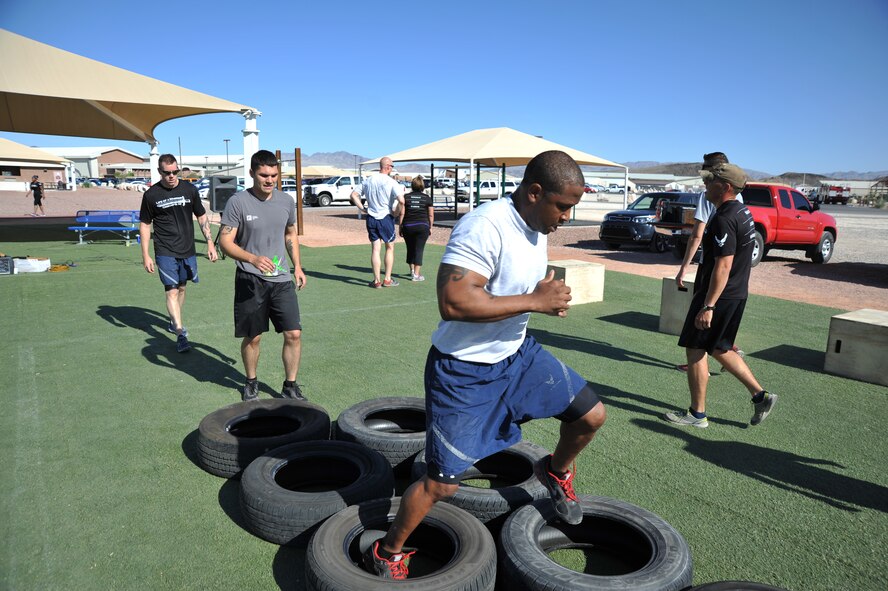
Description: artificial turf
1,223,885,590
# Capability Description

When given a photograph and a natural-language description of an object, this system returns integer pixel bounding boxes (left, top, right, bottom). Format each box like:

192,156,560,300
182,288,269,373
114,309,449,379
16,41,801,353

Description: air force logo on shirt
156,196,188,209
715,233,728,247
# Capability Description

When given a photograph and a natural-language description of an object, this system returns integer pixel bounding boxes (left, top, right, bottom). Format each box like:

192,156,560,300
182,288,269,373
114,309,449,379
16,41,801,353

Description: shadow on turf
302,263,371,287
633,418,888,514
748,344,824,372
595,384,747,429
528,327,675,370
96,304,246,393
597,311,660,333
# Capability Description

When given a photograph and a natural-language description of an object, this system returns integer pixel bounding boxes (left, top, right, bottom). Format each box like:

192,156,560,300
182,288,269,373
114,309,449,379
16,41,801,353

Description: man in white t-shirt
350,157,405,288
362,150,607,580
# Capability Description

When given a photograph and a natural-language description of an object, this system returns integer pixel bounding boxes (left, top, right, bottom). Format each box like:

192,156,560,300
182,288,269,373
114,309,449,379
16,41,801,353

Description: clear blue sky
2,0,887,175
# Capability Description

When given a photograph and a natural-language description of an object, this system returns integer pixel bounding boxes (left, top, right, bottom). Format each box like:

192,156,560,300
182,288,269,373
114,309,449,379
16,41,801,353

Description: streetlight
223,139,230,175
204,156,209,177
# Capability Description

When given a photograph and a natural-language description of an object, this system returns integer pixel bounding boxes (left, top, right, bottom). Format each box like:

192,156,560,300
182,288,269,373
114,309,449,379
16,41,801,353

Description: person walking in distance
25,175,46,216
665,162,777,428
362,150,607,580
139,154,218,354
398,175,434,281
218,150,308,402
350,157,405,288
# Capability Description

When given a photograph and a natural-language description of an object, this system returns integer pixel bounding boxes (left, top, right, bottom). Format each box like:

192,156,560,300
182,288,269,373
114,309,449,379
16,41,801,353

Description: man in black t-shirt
140,154,218,353
665,163,777,428
25,175,46,216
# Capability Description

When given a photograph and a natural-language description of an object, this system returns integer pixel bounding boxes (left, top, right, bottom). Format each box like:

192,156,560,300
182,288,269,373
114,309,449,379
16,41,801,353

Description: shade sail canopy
301,165,350,177
0,29,256,143
364,127,624,168
0,136,69,164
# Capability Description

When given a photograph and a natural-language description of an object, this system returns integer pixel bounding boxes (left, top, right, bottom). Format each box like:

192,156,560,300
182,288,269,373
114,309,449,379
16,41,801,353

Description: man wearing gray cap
665,162,777,428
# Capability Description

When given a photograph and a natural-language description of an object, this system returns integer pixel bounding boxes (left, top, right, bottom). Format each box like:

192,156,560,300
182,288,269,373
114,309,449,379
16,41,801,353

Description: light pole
223,139,230,175
204,156,209,177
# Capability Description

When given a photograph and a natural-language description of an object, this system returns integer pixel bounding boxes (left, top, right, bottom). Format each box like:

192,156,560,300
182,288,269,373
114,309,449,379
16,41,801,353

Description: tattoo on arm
200,220,212,240
221,225,233,235
437,263,468,290
286,238,293,251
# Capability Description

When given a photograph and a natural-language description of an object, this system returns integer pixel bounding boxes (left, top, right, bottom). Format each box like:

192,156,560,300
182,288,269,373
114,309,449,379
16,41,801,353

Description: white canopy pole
242,109,261,187
468,158,475,212
623,166,629,209
149,141,159,185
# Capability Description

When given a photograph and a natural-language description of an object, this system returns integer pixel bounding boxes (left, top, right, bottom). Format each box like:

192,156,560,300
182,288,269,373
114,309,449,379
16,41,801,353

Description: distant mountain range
287,152,886,182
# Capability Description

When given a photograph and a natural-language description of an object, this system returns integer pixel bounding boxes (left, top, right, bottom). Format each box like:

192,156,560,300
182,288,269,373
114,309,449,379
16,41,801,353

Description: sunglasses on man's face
160,169,180,176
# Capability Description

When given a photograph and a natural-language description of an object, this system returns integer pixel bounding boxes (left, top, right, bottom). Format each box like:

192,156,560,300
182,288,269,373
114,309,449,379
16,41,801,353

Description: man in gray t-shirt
219,150,308,402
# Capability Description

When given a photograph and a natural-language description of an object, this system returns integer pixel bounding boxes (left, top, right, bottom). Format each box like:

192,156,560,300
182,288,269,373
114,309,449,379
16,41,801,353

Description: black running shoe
534,456,583,525
176,334,191,354
362,540,415,580
281,382,306,401
242,380,259,402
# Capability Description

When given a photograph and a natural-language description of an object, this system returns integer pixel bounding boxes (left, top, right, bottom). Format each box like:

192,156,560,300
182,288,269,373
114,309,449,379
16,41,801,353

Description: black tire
335,397,426,474
410,440,550,527
809,230,834,264
197,399,331,478
649,233,667,253
750,230,765,267
318,194,332,207
305,497,496,590
687,583,788,591
498,495,693,591
239,440,394,546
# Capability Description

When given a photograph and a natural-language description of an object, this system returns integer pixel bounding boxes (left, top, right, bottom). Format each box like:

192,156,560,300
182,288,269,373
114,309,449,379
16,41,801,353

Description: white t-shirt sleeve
694,193,714,223
441,215,500,280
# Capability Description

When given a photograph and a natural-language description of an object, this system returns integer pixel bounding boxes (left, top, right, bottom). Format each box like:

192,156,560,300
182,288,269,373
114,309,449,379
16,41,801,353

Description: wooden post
295,148,303,235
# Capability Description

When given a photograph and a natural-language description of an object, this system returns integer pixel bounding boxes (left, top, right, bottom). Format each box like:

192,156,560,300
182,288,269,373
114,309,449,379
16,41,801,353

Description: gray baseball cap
700,163,747,191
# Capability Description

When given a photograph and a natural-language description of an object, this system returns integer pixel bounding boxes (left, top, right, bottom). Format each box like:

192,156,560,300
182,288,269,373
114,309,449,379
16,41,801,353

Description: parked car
583,183,597,193
434,178,455,189
456,180,519,202
652,183,837,266
606,184,626,194
304,175,362,207
600,192,698,252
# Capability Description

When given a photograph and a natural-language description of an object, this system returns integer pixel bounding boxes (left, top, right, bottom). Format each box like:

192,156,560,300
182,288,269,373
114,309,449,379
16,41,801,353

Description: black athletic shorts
234,270,302,338
678,292,746,354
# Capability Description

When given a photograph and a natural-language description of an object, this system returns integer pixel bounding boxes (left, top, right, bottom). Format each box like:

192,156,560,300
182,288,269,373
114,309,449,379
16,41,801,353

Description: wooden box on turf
546,259,604,306
824,308,888,387
659,274,696,336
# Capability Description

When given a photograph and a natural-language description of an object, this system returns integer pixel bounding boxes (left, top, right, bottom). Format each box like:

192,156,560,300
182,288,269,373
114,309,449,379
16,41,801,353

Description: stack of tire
195,397,785,591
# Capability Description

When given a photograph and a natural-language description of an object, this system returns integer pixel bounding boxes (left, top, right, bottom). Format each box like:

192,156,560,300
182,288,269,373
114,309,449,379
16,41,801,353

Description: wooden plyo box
824,308,888,387
659,274,696,335
546,260,604,305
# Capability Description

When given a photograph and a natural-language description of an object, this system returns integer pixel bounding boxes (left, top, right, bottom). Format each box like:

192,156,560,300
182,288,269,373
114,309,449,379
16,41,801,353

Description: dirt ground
2,187,885,311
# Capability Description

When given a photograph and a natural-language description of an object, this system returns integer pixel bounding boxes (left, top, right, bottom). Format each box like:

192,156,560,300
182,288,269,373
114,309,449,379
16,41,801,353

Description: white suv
457,180,519,202
305,175,363,207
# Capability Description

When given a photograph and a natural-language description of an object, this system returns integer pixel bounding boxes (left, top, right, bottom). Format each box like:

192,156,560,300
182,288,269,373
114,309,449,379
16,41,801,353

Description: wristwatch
701,305,716,312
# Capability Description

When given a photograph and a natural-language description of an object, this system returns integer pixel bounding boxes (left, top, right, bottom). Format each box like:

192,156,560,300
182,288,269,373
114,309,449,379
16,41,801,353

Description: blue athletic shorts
156,255,198,289
424,335,587,482
366,214,396,243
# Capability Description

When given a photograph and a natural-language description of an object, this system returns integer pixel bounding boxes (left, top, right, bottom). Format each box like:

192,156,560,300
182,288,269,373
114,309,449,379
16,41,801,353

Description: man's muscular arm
436,263,572,322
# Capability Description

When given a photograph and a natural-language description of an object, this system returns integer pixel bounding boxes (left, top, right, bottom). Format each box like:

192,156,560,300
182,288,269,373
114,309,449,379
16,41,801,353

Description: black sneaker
362,540,415,580
534,456,583,525
751,391,778,425
281,382,306,401
176,334,191,353
242,380,259,402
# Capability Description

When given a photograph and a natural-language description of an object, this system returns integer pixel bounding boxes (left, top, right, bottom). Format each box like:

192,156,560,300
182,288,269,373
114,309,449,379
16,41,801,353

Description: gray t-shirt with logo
221,189,295,282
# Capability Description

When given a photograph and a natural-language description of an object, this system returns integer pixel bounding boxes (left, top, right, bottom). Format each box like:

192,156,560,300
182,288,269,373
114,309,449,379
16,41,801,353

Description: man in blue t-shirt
666,162,777,429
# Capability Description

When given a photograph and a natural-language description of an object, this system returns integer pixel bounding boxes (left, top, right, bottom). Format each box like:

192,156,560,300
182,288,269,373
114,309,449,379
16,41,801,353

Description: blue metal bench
68,210,141,246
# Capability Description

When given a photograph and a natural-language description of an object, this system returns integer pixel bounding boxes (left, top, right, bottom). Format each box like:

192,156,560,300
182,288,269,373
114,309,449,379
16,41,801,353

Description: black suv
599,192,697,252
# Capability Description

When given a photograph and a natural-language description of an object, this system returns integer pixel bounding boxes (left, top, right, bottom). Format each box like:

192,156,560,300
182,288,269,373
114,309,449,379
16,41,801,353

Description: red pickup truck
653,182,837,266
